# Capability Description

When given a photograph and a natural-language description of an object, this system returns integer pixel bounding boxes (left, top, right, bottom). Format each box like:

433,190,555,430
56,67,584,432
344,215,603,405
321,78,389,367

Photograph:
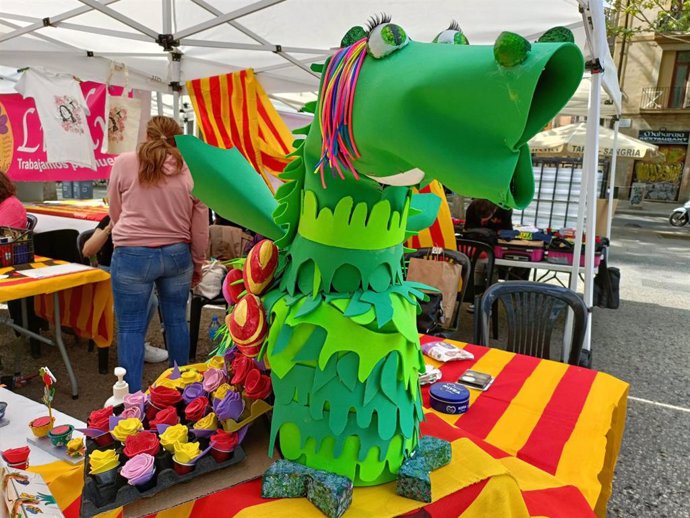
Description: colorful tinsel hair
315,38,368,188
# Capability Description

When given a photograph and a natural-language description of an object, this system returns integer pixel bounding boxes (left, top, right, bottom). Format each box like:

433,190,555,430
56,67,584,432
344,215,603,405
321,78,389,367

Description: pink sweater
108,152,209,277
0,196,28,229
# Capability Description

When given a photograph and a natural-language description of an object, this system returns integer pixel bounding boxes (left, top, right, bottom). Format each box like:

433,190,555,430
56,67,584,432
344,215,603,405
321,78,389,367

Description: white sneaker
144,343,169,363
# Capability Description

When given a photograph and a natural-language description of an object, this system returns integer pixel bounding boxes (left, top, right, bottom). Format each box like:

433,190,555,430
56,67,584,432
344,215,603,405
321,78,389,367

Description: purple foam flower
182,382,205,404
213,390,244,421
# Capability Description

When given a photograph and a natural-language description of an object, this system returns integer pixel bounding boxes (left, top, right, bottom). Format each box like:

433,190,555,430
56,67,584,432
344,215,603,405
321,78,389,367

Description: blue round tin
429,382,470,415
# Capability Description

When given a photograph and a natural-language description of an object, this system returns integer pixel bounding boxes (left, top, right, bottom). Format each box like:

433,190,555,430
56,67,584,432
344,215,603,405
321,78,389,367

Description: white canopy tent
0,0,621,358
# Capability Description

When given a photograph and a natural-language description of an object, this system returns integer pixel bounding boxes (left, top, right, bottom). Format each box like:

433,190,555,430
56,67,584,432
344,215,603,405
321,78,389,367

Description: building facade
613,2,690,202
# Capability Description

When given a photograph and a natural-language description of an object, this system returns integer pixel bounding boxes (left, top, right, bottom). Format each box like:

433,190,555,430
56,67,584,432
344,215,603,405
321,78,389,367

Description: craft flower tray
80,437,246,518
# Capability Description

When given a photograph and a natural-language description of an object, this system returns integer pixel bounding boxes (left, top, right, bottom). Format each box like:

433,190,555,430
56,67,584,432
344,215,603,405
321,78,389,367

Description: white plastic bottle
104,367,129,408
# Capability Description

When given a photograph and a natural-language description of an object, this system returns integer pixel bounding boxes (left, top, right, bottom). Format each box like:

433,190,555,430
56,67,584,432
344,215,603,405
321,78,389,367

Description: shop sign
638,130,690,146
0,82,119,182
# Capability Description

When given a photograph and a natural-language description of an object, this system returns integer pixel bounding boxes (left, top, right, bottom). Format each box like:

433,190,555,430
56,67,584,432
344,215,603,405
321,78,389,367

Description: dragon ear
340,26,368,48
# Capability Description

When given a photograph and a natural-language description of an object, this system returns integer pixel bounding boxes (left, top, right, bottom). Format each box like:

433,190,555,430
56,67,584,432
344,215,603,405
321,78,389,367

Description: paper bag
102,64,141,154
208,225,252,260
192,260,227,299
407,257,462,328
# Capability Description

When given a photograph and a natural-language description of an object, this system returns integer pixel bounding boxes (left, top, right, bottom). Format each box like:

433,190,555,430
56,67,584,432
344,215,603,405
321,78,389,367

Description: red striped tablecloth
24,200,108,222
41,338,628,518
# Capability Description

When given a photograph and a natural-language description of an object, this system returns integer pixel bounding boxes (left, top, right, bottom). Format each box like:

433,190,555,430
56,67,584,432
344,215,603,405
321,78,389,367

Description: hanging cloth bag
101,63,141,154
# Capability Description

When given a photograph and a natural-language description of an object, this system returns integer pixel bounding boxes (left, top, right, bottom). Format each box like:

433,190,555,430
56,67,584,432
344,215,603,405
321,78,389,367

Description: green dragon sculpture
178,18,583,487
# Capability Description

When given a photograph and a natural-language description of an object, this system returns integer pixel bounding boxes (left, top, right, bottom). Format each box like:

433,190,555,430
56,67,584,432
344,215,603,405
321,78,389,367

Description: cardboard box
74,181,94,200
596,199,619,238
1,467,64,518
61,181,74,199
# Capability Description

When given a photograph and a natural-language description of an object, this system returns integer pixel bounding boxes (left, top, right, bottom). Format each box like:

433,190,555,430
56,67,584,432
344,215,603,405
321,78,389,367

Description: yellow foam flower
179,369,203,387
89,448,119,474
160,424,189,453
156,377,182,390
66,438,85,456
208,356,225,371
173,441,202,464
213,383,234,401
193,412,218,431
111,418,143,442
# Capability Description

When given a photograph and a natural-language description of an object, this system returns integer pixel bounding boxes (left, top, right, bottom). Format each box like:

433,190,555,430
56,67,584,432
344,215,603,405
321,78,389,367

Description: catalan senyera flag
407,180,458,251
40,338,627,518
186,69,294,193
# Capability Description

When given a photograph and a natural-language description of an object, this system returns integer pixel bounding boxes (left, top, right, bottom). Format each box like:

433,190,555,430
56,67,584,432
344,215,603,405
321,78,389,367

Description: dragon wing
176,136,282,240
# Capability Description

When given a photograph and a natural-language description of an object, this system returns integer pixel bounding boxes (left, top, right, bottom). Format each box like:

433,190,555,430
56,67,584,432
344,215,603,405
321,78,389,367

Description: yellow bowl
29,416,55,438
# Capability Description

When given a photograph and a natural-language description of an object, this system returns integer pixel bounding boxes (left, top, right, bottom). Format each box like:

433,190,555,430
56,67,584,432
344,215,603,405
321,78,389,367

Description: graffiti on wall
633,144,687,201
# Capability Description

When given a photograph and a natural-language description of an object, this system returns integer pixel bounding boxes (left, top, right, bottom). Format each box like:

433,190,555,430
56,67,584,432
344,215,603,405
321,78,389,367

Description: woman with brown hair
108,116,208,391
0,171,27,229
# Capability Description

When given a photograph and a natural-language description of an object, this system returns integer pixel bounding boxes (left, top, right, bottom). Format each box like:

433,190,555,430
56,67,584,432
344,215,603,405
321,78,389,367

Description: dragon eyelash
448,20,461,32
366,13,392,32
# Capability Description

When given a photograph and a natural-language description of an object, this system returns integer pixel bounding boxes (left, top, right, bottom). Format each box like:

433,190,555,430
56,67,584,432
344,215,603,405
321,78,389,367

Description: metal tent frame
0,0,623,357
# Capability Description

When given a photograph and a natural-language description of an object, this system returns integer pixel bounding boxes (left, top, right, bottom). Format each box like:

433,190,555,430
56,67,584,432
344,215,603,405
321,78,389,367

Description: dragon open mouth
366,168,425,186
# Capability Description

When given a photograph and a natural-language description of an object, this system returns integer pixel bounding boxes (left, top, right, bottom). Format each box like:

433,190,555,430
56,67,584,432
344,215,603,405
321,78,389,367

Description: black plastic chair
26,214,37,230
405,248,471,333
478,281,588,365
457,238,500,341
34,229,81,263
456,239,496,302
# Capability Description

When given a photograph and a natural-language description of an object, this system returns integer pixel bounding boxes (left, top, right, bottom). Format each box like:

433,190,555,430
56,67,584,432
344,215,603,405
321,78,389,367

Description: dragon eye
433,22,469,45
366,16,409,59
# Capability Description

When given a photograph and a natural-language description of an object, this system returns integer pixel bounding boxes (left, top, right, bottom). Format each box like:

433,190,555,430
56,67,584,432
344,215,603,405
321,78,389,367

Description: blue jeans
101,265,159,329
111,243,192,391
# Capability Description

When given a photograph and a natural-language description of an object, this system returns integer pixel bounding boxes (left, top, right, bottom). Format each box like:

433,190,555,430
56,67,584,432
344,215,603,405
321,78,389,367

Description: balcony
640,86,690,111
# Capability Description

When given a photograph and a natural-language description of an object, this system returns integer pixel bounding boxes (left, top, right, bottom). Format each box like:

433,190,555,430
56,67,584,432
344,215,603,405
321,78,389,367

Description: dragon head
304,16,584,209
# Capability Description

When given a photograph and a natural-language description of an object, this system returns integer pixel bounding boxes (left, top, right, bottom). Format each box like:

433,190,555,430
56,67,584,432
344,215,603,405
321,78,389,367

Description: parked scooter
669,200,690,227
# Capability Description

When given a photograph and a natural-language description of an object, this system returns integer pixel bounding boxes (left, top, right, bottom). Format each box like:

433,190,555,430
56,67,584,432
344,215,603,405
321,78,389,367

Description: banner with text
0,82,117,182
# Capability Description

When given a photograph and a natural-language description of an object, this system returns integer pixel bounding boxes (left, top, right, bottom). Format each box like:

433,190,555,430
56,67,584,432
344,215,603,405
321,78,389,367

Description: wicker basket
0,227,35,267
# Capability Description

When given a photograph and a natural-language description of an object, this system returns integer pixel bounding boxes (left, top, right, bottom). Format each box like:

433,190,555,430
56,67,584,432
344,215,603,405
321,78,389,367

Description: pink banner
0,82,118,182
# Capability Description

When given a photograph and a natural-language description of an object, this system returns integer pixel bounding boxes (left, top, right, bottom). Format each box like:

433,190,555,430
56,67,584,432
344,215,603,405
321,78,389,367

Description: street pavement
593,210,690,518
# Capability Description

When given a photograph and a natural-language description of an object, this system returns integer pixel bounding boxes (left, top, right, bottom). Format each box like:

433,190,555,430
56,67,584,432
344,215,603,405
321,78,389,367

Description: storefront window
670,51,690,109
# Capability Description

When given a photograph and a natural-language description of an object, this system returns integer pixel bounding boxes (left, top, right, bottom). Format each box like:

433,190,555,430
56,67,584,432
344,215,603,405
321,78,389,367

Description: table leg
52,292,79,399
14,298,29,375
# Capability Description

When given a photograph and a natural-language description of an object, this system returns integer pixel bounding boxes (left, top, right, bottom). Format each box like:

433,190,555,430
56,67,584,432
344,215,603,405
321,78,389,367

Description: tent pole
173,0,284,40
190,0,320,77
77,0,158,39
173,91,180,123
177,38,329,54
0,0,120,43
606,118,621,241
156,92,164,116
581,71,603,354
162,0,173,34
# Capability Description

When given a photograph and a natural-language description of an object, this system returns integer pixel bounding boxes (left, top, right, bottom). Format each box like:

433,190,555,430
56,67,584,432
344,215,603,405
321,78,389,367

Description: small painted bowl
172,460,195,475
29,416,55,438
0,401,7,419
48,424,74,447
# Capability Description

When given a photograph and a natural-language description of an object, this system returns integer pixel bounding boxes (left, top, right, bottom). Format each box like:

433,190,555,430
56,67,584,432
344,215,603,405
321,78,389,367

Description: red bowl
93,433,115,447
172,461,195,475
209,447,232,463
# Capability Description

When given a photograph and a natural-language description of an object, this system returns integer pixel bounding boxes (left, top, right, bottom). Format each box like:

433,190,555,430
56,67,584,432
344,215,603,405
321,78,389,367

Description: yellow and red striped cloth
407,181,458,251
24,200,109,222
0,256,113,347
42,337,627,518
186,69,295,192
